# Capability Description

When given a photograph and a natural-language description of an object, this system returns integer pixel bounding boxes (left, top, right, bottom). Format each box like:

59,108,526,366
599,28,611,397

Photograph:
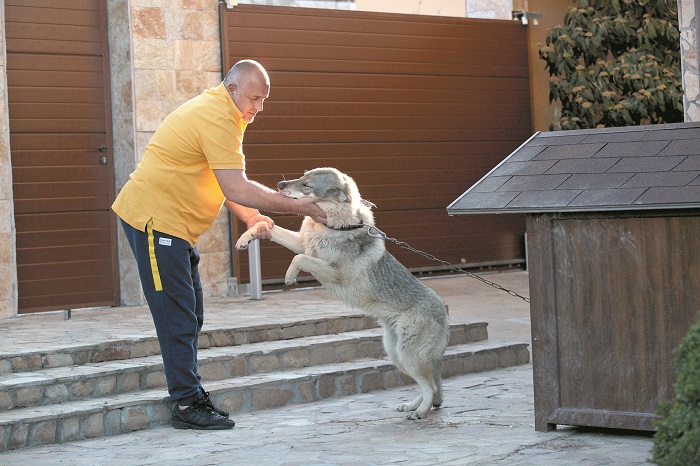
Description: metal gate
221,4,531,284
6,0,118,313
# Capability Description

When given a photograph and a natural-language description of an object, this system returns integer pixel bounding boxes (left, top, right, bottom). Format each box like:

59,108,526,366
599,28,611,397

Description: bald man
112,60,324,430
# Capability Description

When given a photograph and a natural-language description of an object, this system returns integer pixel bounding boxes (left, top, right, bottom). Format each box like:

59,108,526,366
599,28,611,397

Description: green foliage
651,312,700,465
538,0,684,130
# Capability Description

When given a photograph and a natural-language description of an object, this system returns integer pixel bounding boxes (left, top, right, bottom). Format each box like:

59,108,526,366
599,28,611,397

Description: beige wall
0,4,17,319
679,0,700,121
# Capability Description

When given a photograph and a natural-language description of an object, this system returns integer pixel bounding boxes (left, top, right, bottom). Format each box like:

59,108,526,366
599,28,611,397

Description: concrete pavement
0,271,655,465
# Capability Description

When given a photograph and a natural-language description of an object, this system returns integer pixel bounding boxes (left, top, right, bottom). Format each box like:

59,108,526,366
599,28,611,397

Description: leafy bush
538,0,683,130
651,312,700,465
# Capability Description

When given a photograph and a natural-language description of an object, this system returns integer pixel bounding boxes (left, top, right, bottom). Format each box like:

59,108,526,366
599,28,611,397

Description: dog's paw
406,410,425,420
234,234,253,250
396,403,410,412
235,221,270,250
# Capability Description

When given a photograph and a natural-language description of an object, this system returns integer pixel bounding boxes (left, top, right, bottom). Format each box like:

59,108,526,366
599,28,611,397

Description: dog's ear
327,187,349,202
361,199,376,209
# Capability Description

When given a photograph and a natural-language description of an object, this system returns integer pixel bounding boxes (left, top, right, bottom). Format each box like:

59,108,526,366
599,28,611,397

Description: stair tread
0,338,526,425
0,322,487,388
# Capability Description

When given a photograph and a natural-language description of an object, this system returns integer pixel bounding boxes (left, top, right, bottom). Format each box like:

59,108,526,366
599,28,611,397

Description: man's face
228,72,270,124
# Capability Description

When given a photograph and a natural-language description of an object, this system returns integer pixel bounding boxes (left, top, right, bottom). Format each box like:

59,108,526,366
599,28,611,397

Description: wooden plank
7,69,105,89
526,214,560,432
8,119,106,133
9,103,106,119
9,133,105,150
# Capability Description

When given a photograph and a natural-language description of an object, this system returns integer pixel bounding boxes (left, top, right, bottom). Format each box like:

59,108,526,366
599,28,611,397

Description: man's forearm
215,169,304,214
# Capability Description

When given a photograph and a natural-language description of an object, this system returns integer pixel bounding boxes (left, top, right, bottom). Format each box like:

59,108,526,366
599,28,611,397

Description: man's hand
246,213,274,240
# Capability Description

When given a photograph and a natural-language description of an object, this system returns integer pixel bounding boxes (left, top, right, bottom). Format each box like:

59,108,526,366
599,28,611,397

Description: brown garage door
221,4,530,284
6,0,118,313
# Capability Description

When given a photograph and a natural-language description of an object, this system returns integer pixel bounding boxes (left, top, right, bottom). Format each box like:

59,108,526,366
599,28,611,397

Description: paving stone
297,381,316,403
9,423,28,450
44,384,70,404
129,340,160,358
97,376,117,396
210,330,235,347
0,391,12,410
0,359,11,374
42,353,74,369
123,407,148,432
229,356,248,376
28,420,56,447
218,392,244,414
89,346,130,364
58,417,80,443
12,355,42,372
360,371,383,393
104,409,122,436
252,388,293,410
118,372,140,392
250,354,279,373
198,361,228,381
71,379,95,398
16,387,43,408
144,371,166,389
84,412,104,438
281,349,310,369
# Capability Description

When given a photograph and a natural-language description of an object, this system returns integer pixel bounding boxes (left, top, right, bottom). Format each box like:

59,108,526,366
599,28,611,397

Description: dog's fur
235,167,450,419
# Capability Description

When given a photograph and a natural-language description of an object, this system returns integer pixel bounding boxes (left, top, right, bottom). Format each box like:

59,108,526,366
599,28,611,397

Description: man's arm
214,169,326,222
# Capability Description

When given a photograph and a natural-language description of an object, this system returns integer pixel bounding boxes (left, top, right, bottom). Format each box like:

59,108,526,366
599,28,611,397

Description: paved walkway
0,271,655,465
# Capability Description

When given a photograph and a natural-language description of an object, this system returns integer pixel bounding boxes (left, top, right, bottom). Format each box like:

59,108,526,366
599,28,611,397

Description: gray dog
236,167,450,419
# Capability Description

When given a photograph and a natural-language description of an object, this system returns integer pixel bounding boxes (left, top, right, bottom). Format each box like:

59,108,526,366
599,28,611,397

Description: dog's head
278,167,374,226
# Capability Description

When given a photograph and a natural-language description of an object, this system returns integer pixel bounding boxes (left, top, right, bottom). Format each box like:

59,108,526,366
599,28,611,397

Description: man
112,60,324,430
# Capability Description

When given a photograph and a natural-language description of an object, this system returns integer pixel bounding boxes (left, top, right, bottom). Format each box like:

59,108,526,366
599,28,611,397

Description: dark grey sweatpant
119,218,204,404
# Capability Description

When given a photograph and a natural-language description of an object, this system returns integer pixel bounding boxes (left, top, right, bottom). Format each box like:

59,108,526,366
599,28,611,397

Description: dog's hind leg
397,362,438,420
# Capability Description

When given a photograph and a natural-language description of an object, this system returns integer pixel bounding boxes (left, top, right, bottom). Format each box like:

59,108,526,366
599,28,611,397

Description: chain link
367,226,531,304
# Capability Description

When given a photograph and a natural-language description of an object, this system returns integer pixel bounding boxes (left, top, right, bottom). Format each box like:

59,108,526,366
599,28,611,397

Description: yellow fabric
146,220,163,291
112,82,247,245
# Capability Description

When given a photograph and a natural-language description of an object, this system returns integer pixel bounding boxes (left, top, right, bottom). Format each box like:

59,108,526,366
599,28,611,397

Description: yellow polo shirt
112,83,246,245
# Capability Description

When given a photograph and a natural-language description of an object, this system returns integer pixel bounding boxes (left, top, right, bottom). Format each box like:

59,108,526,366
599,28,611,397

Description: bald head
225,59,270,124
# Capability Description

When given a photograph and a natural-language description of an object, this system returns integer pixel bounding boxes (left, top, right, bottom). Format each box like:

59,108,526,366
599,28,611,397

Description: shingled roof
447,122,700,215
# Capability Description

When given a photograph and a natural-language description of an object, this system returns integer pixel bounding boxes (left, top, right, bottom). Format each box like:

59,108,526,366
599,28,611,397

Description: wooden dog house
448,122,700,432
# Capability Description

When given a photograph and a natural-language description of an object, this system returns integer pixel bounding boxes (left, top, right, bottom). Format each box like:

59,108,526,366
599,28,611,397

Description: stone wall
112,0,231,305
679,0,700,121
0,5,17,318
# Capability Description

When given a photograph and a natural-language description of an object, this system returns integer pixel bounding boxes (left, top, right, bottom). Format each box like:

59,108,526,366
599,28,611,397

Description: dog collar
326,220,365,231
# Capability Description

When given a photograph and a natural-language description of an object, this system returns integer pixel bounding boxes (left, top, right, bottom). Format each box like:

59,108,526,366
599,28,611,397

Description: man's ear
227,82,237,93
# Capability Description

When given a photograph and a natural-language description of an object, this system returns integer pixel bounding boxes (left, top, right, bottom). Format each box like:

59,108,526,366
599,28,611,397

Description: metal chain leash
366,225,531,303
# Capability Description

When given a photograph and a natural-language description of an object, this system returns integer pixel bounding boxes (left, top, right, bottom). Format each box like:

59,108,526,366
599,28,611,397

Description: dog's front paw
284,258,301,285
406,410,424,420
235,233,254,250
284,269,299,285
235,221,270,250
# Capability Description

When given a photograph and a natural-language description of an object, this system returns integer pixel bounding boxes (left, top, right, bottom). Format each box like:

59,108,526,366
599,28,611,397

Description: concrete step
0,314,379,375
0,322,487,411
0,340,530,451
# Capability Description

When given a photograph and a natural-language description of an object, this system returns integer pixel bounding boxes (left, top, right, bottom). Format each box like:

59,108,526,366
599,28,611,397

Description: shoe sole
172,420,235,430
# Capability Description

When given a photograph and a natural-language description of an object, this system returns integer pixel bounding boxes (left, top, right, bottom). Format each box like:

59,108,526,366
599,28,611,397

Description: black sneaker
201,390,229,418
171,396,235,430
